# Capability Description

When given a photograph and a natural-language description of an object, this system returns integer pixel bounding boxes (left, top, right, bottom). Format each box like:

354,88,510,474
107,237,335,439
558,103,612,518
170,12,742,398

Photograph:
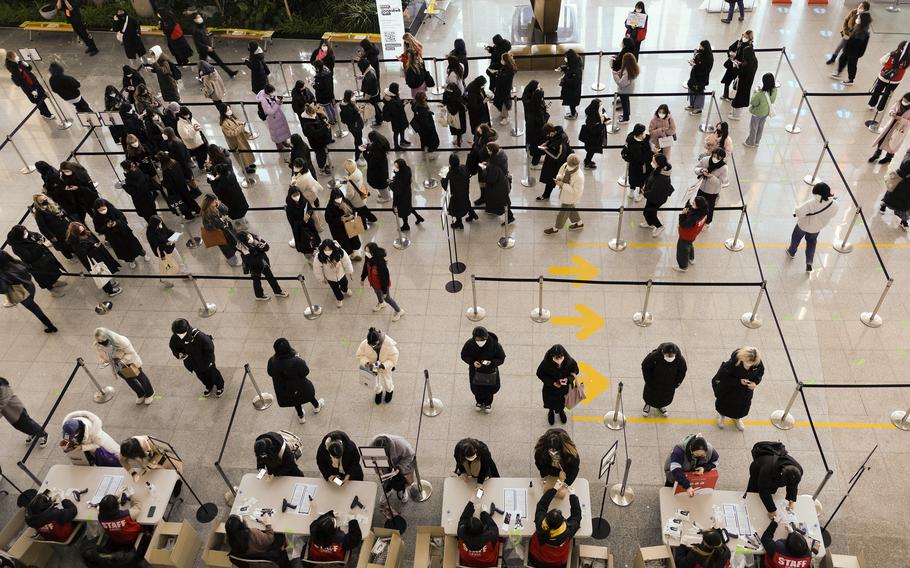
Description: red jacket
763,552,811,568
99,509,143,546
879,53,908,84
458,539,501,567
678,209,708,241
308,541,345,562
529,533,572,567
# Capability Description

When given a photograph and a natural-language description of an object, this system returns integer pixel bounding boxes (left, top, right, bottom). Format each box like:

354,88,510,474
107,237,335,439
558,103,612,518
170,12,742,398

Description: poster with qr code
376,1,406,58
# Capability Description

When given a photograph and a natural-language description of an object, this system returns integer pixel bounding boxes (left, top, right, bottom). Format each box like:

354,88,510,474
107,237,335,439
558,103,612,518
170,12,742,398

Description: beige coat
874,101,910,154
555,163,584,205
201,70,225,102
221,116,254,168
344,168,367,208
177,117,204,149
94,332,143,368
120,435,184,475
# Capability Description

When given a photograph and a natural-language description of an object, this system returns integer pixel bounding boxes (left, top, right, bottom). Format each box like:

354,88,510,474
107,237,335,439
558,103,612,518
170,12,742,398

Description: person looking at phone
711,347,764,431
457,501,500,567
316,431,364,485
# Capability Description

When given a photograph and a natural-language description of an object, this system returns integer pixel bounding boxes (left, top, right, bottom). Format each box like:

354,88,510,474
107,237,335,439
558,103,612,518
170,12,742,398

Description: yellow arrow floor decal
547,255,599,288
551,304,605,340
576,362,609,404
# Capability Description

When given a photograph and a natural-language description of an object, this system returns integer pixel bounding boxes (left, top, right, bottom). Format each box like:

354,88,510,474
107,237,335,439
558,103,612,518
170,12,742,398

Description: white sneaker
734,419,745,431
143,255,151,262
129,261,137,269
658,407,669,417
689,258,696,265
397,489,410,503
336,300,343,308
314,398,325,413
642,404,651,417
633,189,643,202
652,226,664,238
136,397,146,405
344,289,353,297
144,396,153,405
298,409,306,424
638,222,652,229
392,309,405,322
373,302,387,312
672,266,688,273
288,238,296,248
717,414,725,429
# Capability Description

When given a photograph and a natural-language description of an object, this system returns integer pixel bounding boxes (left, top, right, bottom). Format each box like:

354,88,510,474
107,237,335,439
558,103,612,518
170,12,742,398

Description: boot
547,409,555,425
415,214,424,225
558,410,567,424
384,391,394,403
374,393,383,405
868,149,882,163
879,153,894,165
451,220,464,229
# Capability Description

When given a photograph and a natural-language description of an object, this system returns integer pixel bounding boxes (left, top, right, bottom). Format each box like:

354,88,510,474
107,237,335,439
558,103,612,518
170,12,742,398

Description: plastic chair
227,555,283,568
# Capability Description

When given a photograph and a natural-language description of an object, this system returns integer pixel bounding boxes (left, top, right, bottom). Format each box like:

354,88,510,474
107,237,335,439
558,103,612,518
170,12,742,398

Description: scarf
541,519,567,538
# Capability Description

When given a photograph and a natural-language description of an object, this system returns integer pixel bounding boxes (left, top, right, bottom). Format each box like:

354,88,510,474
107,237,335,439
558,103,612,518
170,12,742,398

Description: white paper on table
167,232,182,243
89,475,124,506
774,499,799,524
503,488,528,519
290,483,318,515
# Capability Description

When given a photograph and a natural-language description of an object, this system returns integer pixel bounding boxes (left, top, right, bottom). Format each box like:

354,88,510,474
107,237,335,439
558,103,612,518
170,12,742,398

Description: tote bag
200,226,227,248
565,380,587,410
344,213,365,237
88,259,113,290
5,284,28,305
160,251,181,275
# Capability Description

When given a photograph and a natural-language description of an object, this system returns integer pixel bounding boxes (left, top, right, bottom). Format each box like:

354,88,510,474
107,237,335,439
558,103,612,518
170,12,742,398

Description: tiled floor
1,1,909,566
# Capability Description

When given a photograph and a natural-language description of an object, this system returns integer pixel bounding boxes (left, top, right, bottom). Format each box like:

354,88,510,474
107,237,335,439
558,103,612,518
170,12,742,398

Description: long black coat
33,208,75,256
721,39,750,86
533,443,580,485
316,431,364,481
442,165,472,218
381,96,409,132
460,332,506,397
883,178,910,212
579,107,606,155
731,47,757,109
60,174,100,220
267,353,316,407
463,85,491,132
712,351,764,419
313,69,335,104
540,131,571,186
687,50,714,92
623,133,653,189
391,168,414,216
8,231,63,289
90,203,145,262
245,52,270,95
169,328,216,372
285,199,320,255
324,198,361,253
559,64,583,107
523,98,549,149
483,152,511,215
365,144,390,190
442,88,467,136
536,355,579,411
410,106,440,152
122,168,159,220
113,16,145,59
67,232,121,274
747,449,803,512
211,173,249,220
641,347,688,408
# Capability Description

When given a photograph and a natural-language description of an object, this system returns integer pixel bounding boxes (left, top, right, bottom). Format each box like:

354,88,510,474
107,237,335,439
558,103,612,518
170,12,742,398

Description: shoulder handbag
658,135,675,149
436,107,449,128
344,212,365,238
472,369,499,386
200,226,227,248
884,170,902,192
116,361,141,379
565,380,587,410
763,91,776,117
348,178,369,198
5,283,28,305
88,259,113,290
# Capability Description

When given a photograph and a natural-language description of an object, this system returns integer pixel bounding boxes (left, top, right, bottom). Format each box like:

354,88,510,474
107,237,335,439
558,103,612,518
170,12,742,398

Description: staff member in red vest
307,512,361,562
456,502,500,567
24,492,78,542
98,494,145,549
529,488,581,568
760,521,812,568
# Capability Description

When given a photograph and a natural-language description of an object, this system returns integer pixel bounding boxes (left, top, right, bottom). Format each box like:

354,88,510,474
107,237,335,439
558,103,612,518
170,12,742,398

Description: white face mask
635,7,642,13
176,331,187,339
322,249,332,256
393,167,399,173
903,99,910,106
291,194,301,202
548,449,559,457
13,55,19,63
162,134,168,141
664,355,676,363
475,339,486,347
553,357,564,365
130,142,140,148
97,208,108,215
334,197,343,204
635,134,645,141
62,170,72,176
710,156,719,163
364,251,372,259
194,16,203,24
246,236,254,244
742,35,749,42
743,361,754,370
226,110,233,117
321,46,328,52
465,454,477,462
658,112,668,119
293,167,302,173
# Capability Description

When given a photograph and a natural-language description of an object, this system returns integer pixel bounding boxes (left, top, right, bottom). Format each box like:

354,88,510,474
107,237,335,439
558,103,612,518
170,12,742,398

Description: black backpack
168,60,182,81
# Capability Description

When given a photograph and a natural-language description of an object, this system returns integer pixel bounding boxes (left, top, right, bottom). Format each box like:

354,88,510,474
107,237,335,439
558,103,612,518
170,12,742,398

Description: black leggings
643,200,662,228
314,146,328,170
697,190,719,225
837,52,859,82
189,144,208,170
869,80,899,112
252,266,283,298
293,397,321,417
11,409,46,438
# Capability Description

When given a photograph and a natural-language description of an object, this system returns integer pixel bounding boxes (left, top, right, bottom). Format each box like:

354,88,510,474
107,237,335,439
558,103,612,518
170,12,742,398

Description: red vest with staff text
529,533,572,567
458,539,501,567
308,542,344,562
764,552,811,568
36,520,75,542
100,512,143,545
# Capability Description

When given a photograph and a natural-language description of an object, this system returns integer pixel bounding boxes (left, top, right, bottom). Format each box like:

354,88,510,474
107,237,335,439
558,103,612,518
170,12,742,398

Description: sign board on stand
375,1,406,59
77,112,102,128
17,48,41,61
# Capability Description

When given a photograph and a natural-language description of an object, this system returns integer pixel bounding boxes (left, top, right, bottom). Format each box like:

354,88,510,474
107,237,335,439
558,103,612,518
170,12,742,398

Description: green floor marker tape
783,315,795,321
356,287,364,296
228,287,236,294
805,378,816,384
856,358,866,367
340,339,350,347
832,315,842,321
153,395,163,400
898,349,908,358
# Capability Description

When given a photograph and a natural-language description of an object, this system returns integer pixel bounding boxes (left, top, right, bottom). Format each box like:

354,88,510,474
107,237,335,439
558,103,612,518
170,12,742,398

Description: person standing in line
663,434,718,493
157,151,201,220
31,194,76,261
289,134,317,179
199,61,225,106
7,226,66,297
879,171,910,230
468,125,498,206
867,41,909,112
410,92,441,154
533,429,581,490
446,55,466,91
403,52,429,98
464,76,493,135
146,215,185,288
316,431,365,482
536,345,579,425
826,2,869,65
491,53,517,126
310,38,336,73
443,153,478,229
312,239,355,308
169,318,225,398
0,376,48,447
638,153,673,238
339,91,366,162
343,159,376,225
686,41,714,115
4,51,55,119
210,163,250,229
56,0,98,55
324,189,364,260
201,194,241,266
90,199,149,269
869,93,910,165
522,81,549,168
243,41,270,96
65,222,123,297
290,157,325,217
59,161,100,222
449,38,470,80
703,121,734,158
218,103,256,175
285,188,320,264
363,131,393,203
481,143,515,226
558,49,583,119
460,326,505,412
787,182,839,272
712,347,764,431
720,31,753,101
672,196,709,273
358,59,383,128
648,104,677,158
623,123,652,203
381,83,410,149
257,84,292,152
368,434,417,503
358,37,381,80
693,149,728,228
612,53,638,124
536,125,572,201
743,73,777,147
641,342,687,417
391,159,426,231
48,62,92,113
267,338,324,424
176,106,208,169
112,8,145,67
453,438,500,482
299,103,333,174
157,9,192,65
356,327,399,405
145,46,180,104
721,0,745,24
442,82,468,146
235,231,289,301
93,327,154,405
543,154,585,235
484,34,512,93
579,99,608,169
191,13,236,78
120,64,145,105
830,11,872,86
312,60,336,124
360,242,405,321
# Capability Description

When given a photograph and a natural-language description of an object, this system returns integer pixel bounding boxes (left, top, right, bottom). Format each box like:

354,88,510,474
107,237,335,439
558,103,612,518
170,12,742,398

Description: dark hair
327,439,344,458
786,532,810,555
715,121,729,146
120,437,145,459
693,195,709,209
28,493,53,515
902,92,910,102
703,529,724,548
631,123,647,137
98,494,119,515
448,153,460,168
857,11,871,29
273,337,295,357
225,515,250,553
699,40,712,52
317,239,343,263
712,149,727,160
343,89,355,104
687,436,708,454
653,153,669,171
364,242,387,264
812,182,832,201
634,1,646,12
546,344,568,360
891,41,910,68
654,104,670,117
310,514,336,546
328,187,345,204
543,509,565,533
455,438,479,460
357,58,371,73
472,326,489,340
466,516,484,536
760,73,775,92
659,343,679,355
453,38,467,56
780,465,802,485
171,318,190,334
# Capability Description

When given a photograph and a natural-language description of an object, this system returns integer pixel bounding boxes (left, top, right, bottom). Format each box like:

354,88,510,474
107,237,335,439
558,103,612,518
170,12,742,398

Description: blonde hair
343,159,357,175
735,347,760,367
94,327,130,349
743,30,754,41
620,53,639,80
501,52,518,72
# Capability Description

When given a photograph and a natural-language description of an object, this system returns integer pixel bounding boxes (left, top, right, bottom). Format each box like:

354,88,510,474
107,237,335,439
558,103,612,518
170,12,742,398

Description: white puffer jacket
177,116,204,149
61,410,120,466
312,247,354,283
556,163,584,206
795,195,839,234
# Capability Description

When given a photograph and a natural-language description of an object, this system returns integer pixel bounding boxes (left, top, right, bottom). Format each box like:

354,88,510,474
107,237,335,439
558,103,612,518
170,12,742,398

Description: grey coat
369,433,416,476
0,378,25,424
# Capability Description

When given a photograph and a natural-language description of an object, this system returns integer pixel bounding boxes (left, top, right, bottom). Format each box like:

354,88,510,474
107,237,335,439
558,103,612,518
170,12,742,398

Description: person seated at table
254,431,304,477
24,491,78,542
533,428,580,497
746,442,803,518
317,430,365,484
98,493,146,551
369,433,416,503
453,438,499,483
307,511,362,562
457,501,500,568
760,520,812,568
225,514,291,568
673,528,731,568
529,487,581,568
664,434,719,496
60,410,121,467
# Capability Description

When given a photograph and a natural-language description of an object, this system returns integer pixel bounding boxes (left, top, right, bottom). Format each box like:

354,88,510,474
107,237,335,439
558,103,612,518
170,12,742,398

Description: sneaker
672,266,688,273
144,396,153,405
583,162,596,170
720,18,731,23
313,398,325,413
717,414,725,429
879,203,887,214
568,222,584,231
39,433,48,447
689,258,696,265
336,300,344,308
806,263,813,273
618,117,630,124
202,388,213,398
255,295,270,301
275,291,289,298
108,287,123,297
344,289,353,297
786,249,795,259
658,407,669,417
639,221,652,229
734,419,745,431
825,56,836,65
215,388,225,398
633,189,643,203
373,302,387,312
483,405,492,414
475,402,484,411
43,113,57,120
841,80,854,86
642,404,651,417
543,227,559,235
25,435,33,446
535,195,548,201
136,397,146,405
143,255,151,262
529,162,543,170
288,239,296,248
298,410,307,424
868,152,882,163
392,309,405,322
652,226,664,238
689,109,702,115
684,105,694,111
879,155,894,165
901,222,909,232
397,489,409,503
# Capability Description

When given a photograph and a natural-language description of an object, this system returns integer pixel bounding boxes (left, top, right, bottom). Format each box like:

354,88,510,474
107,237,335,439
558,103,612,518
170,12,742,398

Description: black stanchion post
820,445,877,547
0,466,23,494
440,193,463,294
147,436,218,523
421,369,444,418
590,441,618,539
497,206,515,249
214,369,249,503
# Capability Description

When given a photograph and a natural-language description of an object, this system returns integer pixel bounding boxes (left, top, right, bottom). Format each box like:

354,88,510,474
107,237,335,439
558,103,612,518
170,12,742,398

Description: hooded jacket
61,410,120,466
457,502,500,567
641,343,687,408
747,443,803,513
664,434,719,489
169,328,216,372
316,431,364,481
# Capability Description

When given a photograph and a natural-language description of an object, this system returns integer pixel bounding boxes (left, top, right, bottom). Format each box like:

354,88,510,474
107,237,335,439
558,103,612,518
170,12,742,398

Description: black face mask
98,339,110,346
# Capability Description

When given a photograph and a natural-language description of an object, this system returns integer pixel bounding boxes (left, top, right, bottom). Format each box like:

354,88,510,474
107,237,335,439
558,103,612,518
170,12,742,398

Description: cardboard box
634,544,676,568
578,544,614,568
8,532,53,568
413,526,449,568
201,523,232,568
820,553,865,568
145,521,202,568
357,528,404,568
